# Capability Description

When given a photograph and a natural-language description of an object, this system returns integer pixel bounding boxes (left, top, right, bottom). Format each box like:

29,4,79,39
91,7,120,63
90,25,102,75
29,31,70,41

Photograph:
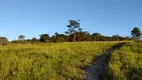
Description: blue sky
0,0,142,40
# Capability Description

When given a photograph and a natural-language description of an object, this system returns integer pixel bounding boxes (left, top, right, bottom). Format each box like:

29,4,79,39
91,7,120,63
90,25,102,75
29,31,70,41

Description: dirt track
84,43,125,80
84,49,113,80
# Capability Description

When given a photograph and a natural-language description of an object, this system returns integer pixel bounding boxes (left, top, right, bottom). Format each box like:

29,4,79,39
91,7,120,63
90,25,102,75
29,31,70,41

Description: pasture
0,42,116,80
0,42,141,80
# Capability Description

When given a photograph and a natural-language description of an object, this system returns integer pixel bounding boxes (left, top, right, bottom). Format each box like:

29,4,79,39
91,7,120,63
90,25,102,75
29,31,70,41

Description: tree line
11,32,133,44
0,20,141,45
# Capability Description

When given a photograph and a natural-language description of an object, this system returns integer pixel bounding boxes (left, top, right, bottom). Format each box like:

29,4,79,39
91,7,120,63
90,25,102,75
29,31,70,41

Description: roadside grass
0,42,117,80
109,42,142,80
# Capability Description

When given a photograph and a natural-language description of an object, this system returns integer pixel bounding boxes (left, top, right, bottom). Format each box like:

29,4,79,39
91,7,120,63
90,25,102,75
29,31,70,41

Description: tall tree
18,35,25,40
131,27,141,40
65,20,82,42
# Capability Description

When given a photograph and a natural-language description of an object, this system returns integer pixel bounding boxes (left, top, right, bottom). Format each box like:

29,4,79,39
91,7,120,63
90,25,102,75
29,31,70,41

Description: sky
0,0,142,40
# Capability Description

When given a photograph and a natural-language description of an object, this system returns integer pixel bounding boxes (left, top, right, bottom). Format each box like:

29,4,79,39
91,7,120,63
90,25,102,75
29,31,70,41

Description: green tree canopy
39,34,50,42
131,27,141,40
65,20,82,42
18,35,25,40
0,37,8,46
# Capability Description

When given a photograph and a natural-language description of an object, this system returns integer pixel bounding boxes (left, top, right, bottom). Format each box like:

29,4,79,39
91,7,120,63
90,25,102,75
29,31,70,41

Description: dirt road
84,43,125,80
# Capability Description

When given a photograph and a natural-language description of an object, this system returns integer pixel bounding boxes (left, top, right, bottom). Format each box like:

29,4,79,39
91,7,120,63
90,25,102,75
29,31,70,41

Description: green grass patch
0,42,117,80
109,42,142,80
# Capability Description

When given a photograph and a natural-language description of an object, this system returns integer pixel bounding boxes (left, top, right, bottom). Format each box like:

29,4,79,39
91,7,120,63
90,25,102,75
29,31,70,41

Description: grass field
109,42,142,80
0,42,117,80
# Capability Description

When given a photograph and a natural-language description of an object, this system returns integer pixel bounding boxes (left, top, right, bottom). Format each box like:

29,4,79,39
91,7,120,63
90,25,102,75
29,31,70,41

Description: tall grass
109,42,142,80
0,42,117,80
